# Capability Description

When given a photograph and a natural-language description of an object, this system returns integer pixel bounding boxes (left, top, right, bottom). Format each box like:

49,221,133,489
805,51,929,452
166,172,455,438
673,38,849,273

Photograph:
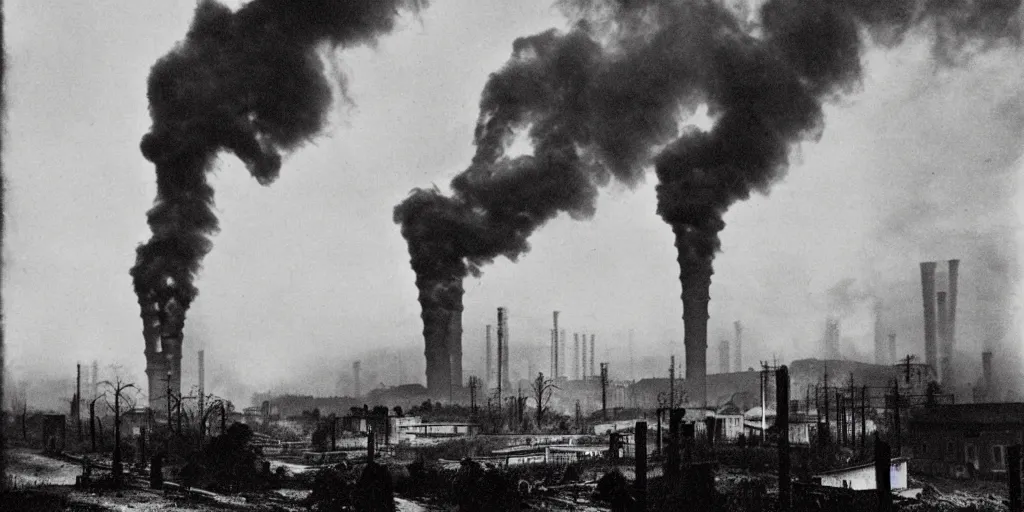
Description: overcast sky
4,0,1023,407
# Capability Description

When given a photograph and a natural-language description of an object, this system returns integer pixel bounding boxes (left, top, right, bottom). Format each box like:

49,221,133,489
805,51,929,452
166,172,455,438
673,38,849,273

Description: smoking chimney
937,291,949,384
734,321,743,372
982,351,993,400
948,259,959,382
486,325,493,390
680,265,711,408
719,340,730,374
353,360,361,398
920,262,938,373
574,333,581,380
448,309,464,389
873,300,884,364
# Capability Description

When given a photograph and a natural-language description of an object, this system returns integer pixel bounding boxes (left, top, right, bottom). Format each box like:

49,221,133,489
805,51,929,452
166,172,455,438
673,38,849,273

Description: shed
813,457,909,491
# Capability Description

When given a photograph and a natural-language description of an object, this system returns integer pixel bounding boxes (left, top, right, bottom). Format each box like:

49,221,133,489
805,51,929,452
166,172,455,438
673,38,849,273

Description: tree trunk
113,392,122,480
90,402,96,452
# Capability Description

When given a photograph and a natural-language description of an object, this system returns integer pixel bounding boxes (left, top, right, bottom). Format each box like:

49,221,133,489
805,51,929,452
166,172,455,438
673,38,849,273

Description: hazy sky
4,0,1023,406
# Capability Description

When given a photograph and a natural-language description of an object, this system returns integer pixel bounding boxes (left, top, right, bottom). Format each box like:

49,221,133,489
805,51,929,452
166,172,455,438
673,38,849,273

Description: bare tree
100,368,139,482
530,372,559,429
88,392,107,452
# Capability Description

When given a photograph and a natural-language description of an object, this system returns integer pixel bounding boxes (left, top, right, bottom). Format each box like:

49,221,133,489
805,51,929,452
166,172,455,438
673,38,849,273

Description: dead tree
101,375,138,482
89,393,106,452
530,373,559,428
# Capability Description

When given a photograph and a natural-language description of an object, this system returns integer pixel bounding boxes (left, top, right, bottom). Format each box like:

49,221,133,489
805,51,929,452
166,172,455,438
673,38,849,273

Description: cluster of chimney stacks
920,260,959,384
546,312,597,382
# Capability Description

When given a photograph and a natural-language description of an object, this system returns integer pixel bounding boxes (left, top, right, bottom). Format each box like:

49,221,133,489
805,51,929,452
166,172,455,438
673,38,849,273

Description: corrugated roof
814,457,909,476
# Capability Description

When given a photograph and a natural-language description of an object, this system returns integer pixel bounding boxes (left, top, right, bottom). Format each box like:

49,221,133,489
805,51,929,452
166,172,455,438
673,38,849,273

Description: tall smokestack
551,312,559,380
498,308,509,390
719,340,730,374
982,351,994,401
449,308,464,389
582,333,589,380
734,321,743,372
574,333,581,380
937,291,949,384
560,329,566,380
353,360,361,398
873,300,885,364
888,333,897,365
677,260,710,408
486,325,493,390
948,259,959,382
590,335,596,379
921,262,938,373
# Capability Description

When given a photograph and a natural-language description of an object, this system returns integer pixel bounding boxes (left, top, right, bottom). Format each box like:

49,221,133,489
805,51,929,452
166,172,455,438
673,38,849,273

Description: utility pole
669,355,676,408
469,376,478,418
76,363,82,441
165,371,172,431
861,385,867,450
892,380,902,455
849,374,856,447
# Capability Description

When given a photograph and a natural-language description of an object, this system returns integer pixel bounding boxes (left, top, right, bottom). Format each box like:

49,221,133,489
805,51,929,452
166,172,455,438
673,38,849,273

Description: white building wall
819,461,908,491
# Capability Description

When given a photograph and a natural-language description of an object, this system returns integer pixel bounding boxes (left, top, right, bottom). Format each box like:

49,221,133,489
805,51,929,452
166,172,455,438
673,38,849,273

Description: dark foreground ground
1,448,1014,511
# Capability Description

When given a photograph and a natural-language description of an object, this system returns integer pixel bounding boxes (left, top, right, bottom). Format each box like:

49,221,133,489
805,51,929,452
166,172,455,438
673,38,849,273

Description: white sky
3,1,1022,406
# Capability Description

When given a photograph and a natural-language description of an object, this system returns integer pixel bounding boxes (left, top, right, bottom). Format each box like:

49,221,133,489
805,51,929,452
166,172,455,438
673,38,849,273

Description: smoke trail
395,0,1020,393
131,1,426,337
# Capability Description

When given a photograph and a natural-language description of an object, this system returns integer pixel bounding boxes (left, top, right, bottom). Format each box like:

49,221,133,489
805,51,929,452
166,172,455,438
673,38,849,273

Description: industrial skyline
1,0,1021,409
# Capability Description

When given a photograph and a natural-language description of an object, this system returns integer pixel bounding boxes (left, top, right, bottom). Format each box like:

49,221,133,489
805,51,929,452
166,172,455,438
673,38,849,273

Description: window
993,445,1006,468
947,441,956,456
966,444,978,470
921,443,928,456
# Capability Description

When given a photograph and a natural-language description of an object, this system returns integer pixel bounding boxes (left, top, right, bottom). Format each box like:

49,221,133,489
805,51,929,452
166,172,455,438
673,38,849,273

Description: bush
180,423,268,493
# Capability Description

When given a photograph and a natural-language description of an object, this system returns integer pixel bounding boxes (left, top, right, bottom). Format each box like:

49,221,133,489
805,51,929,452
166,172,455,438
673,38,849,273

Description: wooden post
861,386,867,450
667,408,683,478
89,401,96,452
892,382,901,455
367,431,375,461
777,366,791,511
874,434,892,512
635,422,647,511
331,416,337,451
1009,445,1021,512
656,408,663,456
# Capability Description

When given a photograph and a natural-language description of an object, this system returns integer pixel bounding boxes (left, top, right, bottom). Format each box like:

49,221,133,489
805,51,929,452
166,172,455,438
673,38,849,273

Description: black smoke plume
132,1,425,338
395,0,1019,394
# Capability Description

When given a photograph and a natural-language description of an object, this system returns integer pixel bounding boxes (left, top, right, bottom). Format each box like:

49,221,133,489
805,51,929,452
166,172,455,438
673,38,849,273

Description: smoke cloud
395,0,1019,393
130,0,426,339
